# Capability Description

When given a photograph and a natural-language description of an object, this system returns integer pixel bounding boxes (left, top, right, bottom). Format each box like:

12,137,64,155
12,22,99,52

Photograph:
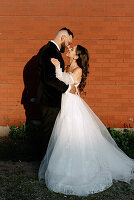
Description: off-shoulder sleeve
55,64,75,85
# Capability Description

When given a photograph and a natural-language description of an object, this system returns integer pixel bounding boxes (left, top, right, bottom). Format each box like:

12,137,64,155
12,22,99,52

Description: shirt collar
50,40,60,51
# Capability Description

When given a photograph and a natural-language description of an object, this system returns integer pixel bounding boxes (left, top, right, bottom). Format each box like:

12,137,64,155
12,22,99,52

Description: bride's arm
51,58,75,85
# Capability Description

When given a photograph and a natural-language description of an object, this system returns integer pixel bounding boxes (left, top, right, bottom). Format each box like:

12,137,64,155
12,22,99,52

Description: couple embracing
36,27,134,196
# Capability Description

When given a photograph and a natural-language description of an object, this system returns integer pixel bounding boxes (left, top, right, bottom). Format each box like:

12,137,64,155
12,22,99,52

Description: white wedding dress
38,65,134,196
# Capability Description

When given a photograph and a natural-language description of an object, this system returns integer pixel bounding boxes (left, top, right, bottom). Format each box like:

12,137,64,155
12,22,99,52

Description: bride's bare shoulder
72,67,82,83
73,67,82,76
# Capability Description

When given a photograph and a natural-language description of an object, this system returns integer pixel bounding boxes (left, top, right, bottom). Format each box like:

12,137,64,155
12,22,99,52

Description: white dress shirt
51,40,60,51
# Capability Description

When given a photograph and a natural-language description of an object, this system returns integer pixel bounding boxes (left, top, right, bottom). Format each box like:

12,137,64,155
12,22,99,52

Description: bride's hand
51,58,60,67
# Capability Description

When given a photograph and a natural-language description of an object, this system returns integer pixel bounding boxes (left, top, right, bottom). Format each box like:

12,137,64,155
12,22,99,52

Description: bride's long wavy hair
76,45,89,92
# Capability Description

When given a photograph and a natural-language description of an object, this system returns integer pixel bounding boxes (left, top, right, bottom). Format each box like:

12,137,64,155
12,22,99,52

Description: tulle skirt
38,93,134,196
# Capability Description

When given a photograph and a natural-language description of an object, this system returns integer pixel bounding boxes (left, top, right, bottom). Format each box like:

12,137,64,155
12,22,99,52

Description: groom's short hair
59,27,74,38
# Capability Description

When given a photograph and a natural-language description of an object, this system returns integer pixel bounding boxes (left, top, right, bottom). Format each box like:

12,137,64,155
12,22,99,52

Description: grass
0,136,42,161
0,133,134,200
0,160,134,200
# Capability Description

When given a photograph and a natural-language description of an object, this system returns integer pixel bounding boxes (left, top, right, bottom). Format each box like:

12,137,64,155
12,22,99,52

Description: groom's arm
41,50,69,93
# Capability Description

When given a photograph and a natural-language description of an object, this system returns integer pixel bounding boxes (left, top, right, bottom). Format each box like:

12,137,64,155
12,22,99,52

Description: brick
0,0,134,17
0,16,134,40
0,1,134,127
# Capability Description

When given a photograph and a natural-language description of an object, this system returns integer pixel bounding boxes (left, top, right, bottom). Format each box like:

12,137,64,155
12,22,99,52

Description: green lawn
0,136,134,200
0,160,134,200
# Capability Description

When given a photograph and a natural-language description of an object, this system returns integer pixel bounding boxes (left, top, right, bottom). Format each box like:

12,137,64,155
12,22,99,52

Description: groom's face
60,41,66,53
60,35,73,53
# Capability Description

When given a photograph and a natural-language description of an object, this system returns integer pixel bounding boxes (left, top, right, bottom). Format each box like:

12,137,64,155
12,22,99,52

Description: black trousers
40,105,60,157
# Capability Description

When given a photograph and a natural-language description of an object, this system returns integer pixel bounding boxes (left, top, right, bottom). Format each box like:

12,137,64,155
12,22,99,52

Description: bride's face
66,46,77,59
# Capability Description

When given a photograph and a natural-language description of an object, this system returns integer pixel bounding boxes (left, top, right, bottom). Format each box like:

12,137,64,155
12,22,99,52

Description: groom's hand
70,84,76,94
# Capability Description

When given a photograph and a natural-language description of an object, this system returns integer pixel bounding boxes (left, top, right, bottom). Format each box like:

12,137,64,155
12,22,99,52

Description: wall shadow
21,54,41,122
21,54,44,159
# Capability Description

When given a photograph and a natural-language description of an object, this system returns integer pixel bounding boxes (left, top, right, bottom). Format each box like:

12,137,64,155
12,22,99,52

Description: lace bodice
55,65,80,95
55,65,78,85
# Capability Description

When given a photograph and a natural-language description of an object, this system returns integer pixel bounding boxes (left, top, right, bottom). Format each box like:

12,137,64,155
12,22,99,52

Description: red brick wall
0,0,134,127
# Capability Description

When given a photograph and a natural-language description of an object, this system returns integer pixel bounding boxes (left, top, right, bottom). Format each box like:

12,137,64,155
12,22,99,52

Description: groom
37,27,75,156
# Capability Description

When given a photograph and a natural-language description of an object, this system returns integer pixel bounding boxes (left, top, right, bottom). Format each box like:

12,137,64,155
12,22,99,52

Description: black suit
37,41,69,155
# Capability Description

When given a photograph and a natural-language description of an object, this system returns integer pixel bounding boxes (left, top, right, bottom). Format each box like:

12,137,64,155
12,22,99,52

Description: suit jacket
37,41,69,108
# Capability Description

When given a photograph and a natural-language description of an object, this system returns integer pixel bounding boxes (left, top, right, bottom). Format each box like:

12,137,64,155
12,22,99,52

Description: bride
38,45,134,196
